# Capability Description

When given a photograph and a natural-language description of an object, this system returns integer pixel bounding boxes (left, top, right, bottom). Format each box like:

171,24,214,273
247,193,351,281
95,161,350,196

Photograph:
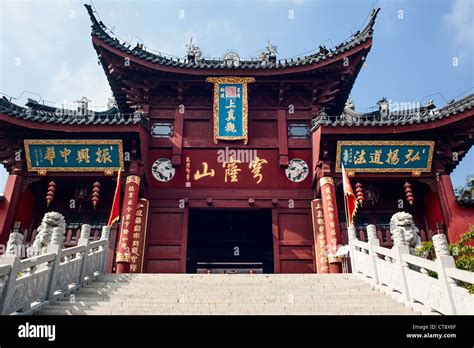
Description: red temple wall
424,190,444,232
143,202,314,274
13,189,35,232
441,175,474,243
145,91,316,274
144,208,187,273
274,208,314,273
0,175,23,245
149,149,312,189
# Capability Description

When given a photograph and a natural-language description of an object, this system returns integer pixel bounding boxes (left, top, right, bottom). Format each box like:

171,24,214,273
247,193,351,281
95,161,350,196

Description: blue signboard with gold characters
24,139,124,174
206,77,255,144
336,141,434,174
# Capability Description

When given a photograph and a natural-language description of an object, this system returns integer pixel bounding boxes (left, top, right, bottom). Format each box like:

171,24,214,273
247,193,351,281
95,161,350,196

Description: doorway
186,209,274,273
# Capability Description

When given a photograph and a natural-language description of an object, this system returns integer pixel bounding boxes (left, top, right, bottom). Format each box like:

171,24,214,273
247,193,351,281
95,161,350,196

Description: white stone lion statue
389,212,422,254
27,212,66,257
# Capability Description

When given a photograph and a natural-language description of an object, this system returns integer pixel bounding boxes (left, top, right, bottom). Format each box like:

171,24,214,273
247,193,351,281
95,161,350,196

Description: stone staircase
34,274,419,315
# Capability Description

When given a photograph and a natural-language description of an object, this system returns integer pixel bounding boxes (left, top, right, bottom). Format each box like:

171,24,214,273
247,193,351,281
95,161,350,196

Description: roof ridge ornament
75,97,92,116
223,51,240,67
185,37,203,63
258,39,278,65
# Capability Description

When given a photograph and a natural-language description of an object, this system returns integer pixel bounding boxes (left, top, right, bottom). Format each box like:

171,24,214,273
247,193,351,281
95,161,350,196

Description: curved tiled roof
0,96,147,127
85,4,379,71
311,93,474,130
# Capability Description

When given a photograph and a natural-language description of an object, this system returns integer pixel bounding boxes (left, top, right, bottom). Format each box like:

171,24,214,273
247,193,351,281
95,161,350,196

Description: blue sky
0,0,473,191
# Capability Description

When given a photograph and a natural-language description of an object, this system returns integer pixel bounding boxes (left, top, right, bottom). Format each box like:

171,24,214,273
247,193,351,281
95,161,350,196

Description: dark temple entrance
186,209,274,274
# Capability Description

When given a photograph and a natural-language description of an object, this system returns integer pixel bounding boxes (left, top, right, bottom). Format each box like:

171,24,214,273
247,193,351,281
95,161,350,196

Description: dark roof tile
311,93,474,130
85,4,379,71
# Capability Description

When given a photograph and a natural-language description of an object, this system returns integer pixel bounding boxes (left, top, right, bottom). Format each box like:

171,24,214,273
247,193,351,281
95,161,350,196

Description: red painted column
319,177,342,273
0,175,23,246
172,108,184,166
115,175,141,273
277,109,289,167
311,199,330,273
435,176,453,237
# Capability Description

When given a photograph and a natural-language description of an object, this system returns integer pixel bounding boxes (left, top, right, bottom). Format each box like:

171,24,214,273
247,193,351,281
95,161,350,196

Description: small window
151,122,173,138
288,123,309,139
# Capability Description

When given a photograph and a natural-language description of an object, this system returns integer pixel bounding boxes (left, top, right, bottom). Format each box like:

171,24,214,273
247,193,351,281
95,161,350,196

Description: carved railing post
347,225,357,273
367,224,380,285
100,225,111,274
78,224,91,283
433,234,457,314
0,255,21,315
391,229,411,303
45,227,65,300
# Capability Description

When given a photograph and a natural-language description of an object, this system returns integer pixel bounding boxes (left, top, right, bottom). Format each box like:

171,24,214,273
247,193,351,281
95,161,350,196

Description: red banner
115,175,140,271
311,199,330,273
129,198,149,273
319,177,342,272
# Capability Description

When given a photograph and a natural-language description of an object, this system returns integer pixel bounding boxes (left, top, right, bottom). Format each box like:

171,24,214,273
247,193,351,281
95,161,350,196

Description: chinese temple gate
0,6,472,274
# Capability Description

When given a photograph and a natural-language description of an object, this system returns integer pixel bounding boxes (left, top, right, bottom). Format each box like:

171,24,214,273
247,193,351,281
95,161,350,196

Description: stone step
76,284,377,289
35,308,417,315
74,288,380,295
42,301,410,308
94,275,362,282
88,282,371,288
92,280,368,285
34,274,419,315
50,296,410,305
65,293,389,301
93,280,362,284
50,298,402,307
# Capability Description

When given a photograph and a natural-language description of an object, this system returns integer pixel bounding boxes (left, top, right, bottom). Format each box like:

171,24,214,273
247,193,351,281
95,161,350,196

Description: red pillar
277,109,289,167
0,175,23,246
115,175,141,273
171,108,184,166
319,177,342,273
311,199,330,273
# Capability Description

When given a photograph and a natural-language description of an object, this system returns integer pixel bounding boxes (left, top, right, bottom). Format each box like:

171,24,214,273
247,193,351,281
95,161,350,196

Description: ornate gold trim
206,77,255,145
335,140,435,173
126,175,141,185
23,139,124,173
319,177,334,187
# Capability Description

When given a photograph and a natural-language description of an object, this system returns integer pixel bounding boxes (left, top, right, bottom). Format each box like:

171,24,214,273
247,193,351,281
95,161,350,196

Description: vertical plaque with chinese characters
129,198,149,273
311,199,330,274
206,77,255,144
115,175,141,268
319,177,342,270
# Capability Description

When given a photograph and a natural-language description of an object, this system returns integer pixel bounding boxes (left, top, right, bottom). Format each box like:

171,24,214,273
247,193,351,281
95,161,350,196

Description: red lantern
355,182,364,207
46,180,56,207
404,181,414,205
92,181,101,209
